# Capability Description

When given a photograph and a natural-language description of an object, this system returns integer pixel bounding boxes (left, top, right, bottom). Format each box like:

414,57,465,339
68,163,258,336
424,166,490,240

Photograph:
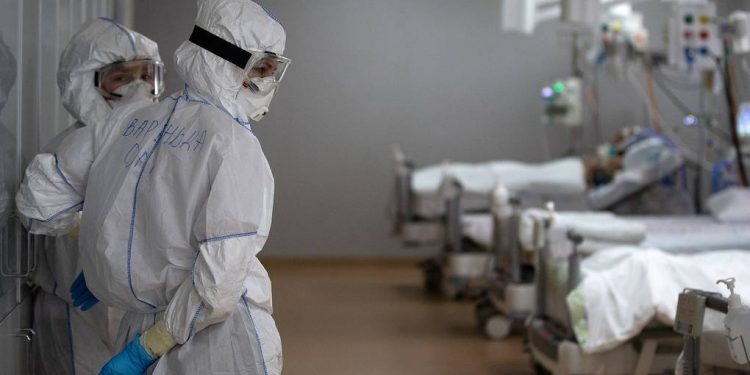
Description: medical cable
625,64,711,173
642,56,663,133
652,72,732,143
718,42,749,186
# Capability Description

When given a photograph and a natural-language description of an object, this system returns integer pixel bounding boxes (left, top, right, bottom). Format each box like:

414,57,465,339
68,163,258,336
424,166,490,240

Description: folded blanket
485,157,586,195
518,209,645,252
411,163,495,195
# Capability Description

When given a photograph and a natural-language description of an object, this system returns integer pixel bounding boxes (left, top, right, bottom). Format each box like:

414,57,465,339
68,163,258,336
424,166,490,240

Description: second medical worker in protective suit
17,1,288,374
18,18,164,375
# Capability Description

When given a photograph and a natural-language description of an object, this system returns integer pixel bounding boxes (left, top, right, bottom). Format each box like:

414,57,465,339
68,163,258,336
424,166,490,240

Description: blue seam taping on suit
242,289,269,375
54,154,77,193
187,303,204,340
66,304,77,375
30,201,83,223
98,17,137,57
198,231,257,244
181,85,254,131
125,93,181,310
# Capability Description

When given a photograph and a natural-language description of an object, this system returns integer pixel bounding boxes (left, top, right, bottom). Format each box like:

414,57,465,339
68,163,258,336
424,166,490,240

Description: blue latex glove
70,272,99,311
99,335,156,375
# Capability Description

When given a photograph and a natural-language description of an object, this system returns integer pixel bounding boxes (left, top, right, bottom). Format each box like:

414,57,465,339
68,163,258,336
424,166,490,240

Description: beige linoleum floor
265,260,535,375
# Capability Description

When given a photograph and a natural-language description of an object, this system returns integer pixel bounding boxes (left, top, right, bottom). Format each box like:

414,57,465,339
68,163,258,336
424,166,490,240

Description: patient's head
586,126,647,187
584,155,622,188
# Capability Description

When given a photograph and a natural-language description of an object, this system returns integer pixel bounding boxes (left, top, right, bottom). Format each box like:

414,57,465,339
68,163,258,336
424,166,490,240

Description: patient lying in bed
412,126,678,196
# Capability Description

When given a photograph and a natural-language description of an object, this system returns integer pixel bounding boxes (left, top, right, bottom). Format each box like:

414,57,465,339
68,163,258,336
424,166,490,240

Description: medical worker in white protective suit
16,0,288,373
17,18,164,375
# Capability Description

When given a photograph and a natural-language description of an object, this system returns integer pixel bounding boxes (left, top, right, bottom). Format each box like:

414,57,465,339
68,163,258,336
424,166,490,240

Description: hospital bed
393,141,688,298
392,133,688,246
392,147,588,247
447,151,688,299
470,199,649,340
460,184,750,338
523,214,750,375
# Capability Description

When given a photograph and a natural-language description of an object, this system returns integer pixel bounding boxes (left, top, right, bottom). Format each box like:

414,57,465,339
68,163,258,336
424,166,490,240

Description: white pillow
707,187,750,222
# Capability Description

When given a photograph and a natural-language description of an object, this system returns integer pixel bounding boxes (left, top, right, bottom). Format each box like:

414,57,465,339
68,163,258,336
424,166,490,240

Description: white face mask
237,87,276,122
108,80,155,109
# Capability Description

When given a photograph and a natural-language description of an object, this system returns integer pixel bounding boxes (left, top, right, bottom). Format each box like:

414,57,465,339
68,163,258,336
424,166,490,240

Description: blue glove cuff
128,335,157,368
99,334,157,375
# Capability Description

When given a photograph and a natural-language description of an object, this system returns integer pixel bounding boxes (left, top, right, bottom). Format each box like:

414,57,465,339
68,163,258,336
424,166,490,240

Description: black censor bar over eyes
189,25,250,69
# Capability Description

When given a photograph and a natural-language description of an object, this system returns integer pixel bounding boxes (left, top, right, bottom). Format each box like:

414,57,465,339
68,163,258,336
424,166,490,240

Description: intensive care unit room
3,0,750,374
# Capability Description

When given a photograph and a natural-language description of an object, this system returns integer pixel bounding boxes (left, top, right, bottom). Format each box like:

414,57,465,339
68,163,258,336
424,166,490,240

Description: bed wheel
475,299,511,340
484,315,512,340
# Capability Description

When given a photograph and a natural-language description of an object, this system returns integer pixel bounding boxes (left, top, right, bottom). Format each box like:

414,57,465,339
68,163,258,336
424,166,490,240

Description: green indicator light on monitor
553,81,566,94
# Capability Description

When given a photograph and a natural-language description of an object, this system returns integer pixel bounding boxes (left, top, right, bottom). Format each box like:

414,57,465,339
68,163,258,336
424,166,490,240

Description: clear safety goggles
242,51,290,95
189,26,291,94
94,59,165,99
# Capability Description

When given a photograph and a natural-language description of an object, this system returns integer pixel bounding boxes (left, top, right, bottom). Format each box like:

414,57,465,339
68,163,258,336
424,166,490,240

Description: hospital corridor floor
265,260,534,375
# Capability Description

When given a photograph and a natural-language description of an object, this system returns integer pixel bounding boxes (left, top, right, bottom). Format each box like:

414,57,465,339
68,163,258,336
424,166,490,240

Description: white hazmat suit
17,18,162,375
17,1,285,374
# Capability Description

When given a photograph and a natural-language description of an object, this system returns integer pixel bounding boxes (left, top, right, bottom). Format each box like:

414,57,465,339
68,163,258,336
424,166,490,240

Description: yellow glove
141,320,177,357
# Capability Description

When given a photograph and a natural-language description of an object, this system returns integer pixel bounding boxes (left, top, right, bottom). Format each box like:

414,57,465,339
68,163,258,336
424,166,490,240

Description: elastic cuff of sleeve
142,320,177,357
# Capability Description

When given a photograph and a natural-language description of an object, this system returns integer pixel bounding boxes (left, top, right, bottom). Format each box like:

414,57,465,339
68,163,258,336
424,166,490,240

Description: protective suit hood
57,18,161,127
174,0,286,125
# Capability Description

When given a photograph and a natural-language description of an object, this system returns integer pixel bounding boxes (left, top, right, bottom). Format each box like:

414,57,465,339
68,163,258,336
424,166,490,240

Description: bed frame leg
633,339,658,375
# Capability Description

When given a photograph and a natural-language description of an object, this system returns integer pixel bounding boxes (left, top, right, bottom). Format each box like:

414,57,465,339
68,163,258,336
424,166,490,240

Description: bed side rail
492,195,522,283
535,217,553,320
443,176,463,253
393,145,415,233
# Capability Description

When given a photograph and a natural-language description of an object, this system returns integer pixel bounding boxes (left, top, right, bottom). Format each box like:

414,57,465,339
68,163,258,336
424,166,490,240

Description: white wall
134,0,741,258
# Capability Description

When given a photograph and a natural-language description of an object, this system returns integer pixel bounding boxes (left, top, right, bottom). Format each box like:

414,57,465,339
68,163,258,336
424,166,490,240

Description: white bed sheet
567,248,750,354
634,216,750,252
411,158,586,197
461,213,494,248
